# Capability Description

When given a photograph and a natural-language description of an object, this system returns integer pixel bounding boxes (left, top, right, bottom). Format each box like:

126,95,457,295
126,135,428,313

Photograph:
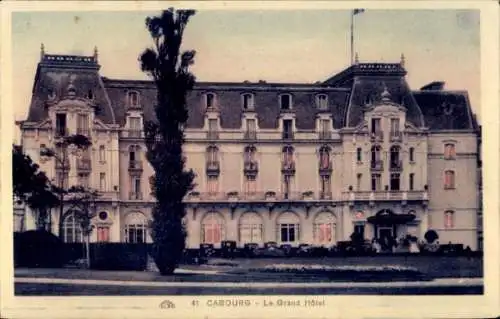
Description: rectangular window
444,171,455,189
444,211,454,228
129,117,141,137
390,173,400,191
207,175,219,195
97,226,110,242
56,171,69,189
409,148,415,162
390,118,400,135
245,175,257,194
371,118,381,134
208,119,218,138
56,113,67,136
77,113,89,135
321,175,331,196
100,173,106,191
357,173,362,191
283,120,293,139
99,146,105,162
242,94,254,109
371,174,381,191
356,148,362,162
206,94,215,108
354,224,365,238
444,144,456,160
409,173,414,191
246,119,257,139
282,175,292,199
280,95,291,110
78,173,90,188
280,224,298,242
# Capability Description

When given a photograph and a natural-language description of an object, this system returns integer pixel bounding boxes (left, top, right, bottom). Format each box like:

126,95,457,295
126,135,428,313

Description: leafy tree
424,229,439,244
140,8,197,275
40,133,92,241
12,145,59,231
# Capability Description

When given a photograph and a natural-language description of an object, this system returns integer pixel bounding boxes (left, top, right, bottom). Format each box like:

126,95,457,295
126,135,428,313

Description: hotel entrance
368,209,416,252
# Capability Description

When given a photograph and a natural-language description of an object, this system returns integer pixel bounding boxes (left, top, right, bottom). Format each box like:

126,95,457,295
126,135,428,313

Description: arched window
63,211,83,243
319,146,331,170
280,94,292,110
128,91,140,107
277,212,300,244
313,212,337,246
316,94,328,109
205,93,216,109
242,93,254,110
444,210,454,228
282,146,295,169
239,212,263,245
124,212,148,243
444,170,455,189
444,143,456,160
201,212,225,245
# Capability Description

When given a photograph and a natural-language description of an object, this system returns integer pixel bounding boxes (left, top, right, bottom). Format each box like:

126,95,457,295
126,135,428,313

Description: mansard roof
24,52,479,132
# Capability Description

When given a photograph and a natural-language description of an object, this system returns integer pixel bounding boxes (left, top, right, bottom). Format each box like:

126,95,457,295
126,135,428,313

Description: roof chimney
420,81,445,91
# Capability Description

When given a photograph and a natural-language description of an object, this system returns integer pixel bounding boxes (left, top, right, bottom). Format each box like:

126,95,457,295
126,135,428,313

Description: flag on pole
350,9,365,65
353,9,365,15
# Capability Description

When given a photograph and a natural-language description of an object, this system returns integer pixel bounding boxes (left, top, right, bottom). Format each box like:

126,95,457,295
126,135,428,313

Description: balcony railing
390,131,403,141
128,192,143,200
206,161,220,174
244,131,257,140
370,160,384,171
185,191,337,202
54,127,69,138
344,190,428,202
319,192,333,200
207,131,219,140
126,130,143,138
370,131,384,141
128,160,143,171
76,159,92,171
319,161,333,173
318,131,332,140
76,128,90,136
282,131,294,140
390,160,403,171
244,161,259,174
281,161,296,173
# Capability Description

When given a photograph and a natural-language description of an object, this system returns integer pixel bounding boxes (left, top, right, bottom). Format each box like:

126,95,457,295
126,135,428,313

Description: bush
14,230,65,268
90,243,148,271
424,230,439,244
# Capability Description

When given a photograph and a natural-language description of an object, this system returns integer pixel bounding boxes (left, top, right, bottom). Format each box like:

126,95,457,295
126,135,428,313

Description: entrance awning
367,209,416,225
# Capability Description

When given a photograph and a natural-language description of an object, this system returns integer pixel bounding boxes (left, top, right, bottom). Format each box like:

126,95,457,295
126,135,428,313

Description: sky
11,9,480,133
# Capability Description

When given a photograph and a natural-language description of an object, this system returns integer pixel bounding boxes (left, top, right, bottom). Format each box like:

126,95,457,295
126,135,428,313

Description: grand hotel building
15,48,483,250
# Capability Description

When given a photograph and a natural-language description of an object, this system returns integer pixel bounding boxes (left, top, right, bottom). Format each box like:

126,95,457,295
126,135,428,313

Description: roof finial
381,82,391,102
400,53,405,67
93,46,98,62
40,43,45,60
354,52,359,64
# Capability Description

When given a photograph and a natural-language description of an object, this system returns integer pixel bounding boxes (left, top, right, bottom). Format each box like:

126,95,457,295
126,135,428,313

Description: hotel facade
15,48,483,250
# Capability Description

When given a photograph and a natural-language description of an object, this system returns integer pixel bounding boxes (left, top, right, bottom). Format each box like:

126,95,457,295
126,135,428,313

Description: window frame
279,93,293,110
444,170,456,189
205,92,217,109
241,93,255,110
127,91,140,107
315,94,328,110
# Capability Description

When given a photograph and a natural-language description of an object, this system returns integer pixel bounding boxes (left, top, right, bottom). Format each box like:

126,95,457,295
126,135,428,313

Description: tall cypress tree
140,8,196,275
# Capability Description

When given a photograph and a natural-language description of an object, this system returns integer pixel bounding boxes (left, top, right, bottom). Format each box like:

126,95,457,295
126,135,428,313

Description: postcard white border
1,1,498,318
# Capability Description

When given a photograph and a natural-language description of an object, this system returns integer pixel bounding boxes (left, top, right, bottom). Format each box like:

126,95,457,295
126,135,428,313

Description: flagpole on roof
351,9,365,66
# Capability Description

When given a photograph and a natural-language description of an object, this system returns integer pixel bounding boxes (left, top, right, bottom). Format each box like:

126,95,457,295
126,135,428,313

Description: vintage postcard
1,1,499,318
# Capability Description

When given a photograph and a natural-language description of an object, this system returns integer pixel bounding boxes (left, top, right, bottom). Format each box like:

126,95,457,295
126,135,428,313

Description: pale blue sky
12,9,480,126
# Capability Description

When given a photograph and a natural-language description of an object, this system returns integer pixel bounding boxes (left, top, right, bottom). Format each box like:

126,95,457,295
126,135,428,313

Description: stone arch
276,211,301,244
201,211,226,245
313,211,337,246
123,211,148,243
238,211,264,245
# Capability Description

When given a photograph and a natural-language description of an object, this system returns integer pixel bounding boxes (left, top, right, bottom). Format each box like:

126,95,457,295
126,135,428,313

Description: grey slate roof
24,54,478,131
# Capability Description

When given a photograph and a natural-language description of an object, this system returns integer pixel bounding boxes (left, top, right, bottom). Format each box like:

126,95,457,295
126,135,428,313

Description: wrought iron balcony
390,160,403,171
370,160,384,171
76,159,92,171
281,161,296,173
207,131,219,140
126,129,143,138
318,131,332,140
244,131,257,140
244,161,259,174
282,131,294,140
206,161,220,175
128,160,143,172
390,131,403,142
370,131,384,141
128,192,143,200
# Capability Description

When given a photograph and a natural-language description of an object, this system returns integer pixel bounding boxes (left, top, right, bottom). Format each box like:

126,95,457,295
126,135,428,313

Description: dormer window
128,91,140,107
242,93,254,110
87,90,94,100
316,94,328,110
280,94,292,110
205,93,216,109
